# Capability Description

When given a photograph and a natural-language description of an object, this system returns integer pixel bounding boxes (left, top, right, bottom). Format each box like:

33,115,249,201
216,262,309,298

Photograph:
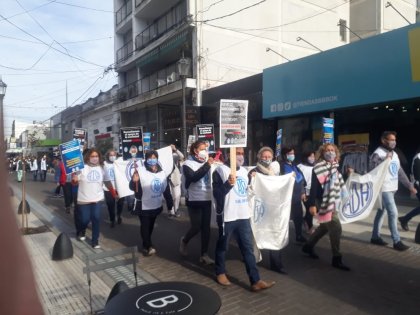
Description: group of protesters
11,130,420,292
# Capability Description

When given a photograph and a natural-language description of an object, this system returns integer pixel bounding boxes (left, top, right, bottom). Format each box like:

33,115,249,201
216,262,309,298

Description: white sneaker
93,244,101,249
179,237,188,256
199,254,215,265
148,247,156,256
78,235,86,241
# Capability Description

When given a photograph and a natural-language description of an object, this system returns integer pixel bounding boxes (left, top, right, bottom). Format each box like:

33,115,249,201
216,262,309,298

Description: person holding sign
302,144,350,271
213,147,275,292
129,150,173,256
179,141,215,265
72,149,117,249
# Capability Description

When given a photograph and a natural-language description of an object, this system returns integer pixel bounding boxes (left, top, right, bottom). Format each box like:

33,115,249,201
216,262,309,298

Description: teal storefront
263,23,420,170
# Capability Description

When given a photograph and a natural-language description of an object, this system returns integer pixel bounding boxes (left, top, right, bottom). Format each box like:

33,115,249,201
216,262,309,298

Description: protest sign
196,124,215,153
59,139,84,174
275,129,282,158
143,132,151,152
219,99,248,148
120,127,144,160
323,118,334,144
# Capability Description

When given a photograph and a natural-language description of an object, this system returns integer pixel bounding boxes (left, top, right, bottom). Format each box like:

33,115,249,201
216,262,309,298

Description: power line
0,68,100,75
0,0,56,21
197,0,267,23
50,1,113,13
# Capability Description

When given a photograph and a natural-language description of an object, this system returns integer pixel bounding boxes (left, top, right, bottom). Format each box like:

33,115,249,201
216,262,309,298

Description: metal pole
181,77,187,156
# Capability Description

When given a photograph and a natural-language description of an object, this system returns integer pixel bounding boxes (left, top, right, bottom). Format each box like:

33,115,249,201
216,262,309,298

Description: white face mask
109,156,116,162
197,150,208,162
236,155,245,167
90,157,99,165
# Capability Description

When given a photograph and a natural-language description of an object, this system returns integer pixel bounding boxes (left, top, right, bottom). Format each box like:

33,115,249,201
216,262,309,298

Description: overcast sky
0,0,117,136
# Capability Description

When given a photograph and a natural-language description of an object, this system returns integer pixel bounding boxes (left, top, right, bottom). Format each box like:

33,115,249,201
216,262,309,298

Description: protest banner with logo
120,127,144,160
187,135,196,154
323,118,334,144
196,124,215,153
143,132,151,152
59,139,84,175
275,129,282,158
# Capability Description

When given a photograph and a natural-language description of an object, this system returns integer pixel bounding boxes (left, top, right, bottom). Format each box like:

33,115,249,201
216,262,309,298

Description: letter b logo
146,294,178,308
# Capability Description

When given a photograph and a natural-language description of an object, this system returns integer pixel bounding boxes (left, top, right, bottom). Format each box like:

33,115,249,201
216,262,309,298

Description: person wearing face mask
248,146,287,274
72,149,117,249
280,146,307,243
298,151,316,233
129,150,173,256
103,149,124,227
370,131,416,251
168,144,185,218
179,140,215,265
302,143,350,271
213,147,275,292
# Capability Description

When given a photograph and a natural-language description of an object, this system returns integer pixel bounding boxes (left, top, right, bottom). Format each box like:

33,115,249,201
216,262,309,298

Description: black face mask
259,159,271,168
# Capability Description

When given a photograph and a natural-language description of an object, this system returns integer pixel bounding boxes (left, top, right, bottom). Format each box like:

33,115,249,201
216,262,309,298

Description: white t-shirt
215,164,250,222
139,167,168,210
77,165,105,203
297,163,313,196
374,147,400,192
103,161,116,191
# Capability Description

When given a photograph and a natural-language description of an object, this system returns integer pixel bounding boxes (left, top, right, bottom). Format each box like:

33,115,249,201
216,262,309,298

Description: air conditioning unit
157,79,166,87
167,72,176,84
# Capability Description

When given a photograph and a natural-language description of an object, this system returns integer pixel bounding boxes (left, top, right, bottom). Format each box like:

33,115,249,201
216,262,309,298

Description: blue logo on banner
253,197,265,224
203,173,210,185
108,168,115,180
389,161,398,177
125,161,138,181
151,178,162,193
234,177,247,197
342,181,373,219
87,170,101,182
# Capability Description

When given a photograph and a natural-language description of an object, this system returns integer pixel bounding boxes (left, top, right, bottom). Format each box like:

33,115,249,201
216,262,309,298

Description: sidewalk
11,193,155,314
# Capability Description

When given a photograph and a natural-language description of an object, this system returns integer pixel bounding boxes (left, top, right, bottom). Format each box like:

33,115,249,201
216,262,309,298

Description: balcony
116,40,134,64
135,0,187,51
118,62,190,102
116,0,133,27
135,0,146,7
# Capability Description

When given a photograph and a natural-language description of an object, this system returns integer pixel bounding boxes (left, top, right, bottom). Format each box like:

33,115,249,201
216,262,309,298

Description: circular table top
105,281,221,315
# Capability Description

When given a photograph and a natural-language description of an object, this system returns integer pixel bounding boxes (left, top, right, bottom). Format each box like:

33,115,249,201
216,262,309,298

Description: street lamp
0,76,7,151
177,57,191,156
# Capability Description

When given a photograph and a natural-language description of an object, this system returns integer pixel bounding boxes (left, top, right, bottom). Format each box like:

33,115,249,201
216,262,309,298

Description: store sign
263,24,420,118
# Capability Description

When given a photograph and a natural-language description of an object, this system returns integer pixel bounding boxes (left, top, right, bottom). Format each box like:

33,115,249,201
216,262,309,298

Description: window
94,129,99,135
106,126,112,132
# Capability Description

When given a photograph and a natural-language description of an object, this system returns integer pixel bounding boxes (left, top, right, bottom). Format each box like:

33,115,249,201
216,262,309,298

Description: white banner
339,158,391,224
249,173,295,250
113,146,174,198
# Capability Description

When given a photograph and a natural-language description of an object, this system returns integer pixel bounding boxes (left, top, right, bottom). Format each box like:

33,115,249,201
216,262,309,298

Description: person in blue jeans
213,147,275,292
399,148,420,231
72,149,117,248
370,131,417,251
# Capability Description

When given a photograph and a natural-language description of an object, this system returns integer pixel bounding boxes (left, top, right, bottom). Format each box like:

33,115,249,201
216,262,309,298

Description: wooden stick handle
230,149,236,178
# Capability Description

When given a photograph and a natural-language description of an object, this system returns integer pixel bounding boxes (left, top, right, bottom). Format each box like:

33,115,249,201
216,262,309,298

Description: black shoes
302,244,319,259
370,237,388,246
393,241,410,251
398,217,409,231
332,256,351,271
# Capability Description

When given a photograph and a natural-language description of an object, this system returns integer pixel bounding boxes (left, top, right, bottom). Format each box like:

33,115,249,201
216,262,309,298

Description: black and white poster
219,99,248,148
196,124,215,153
120,127,144,160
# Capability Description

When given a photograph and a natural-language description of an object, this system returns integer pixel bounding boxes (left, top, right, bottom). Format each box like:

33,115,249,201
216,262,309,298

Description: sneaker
174,211,181,218
398,217,409,231
78,236,86,241
251,280,275,292
393,241,409,251
302,244,319,259
199,254,215,265
179,237,188,256
117,217,122,224
92,244,101,249
147,247,156,256
370,237,388,246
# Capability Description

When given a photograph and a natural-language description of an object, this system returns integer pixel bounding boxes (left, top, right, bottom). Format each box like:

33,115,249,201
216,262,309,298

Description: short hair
281,145,294,160
189,140,207,156
145,150,159,160
257,146,274,159
381,131,397,140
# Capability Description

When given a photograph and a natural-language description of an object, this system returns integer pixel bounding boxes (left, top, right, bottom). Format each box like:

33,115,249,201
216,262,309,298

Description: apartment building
113,0,416,151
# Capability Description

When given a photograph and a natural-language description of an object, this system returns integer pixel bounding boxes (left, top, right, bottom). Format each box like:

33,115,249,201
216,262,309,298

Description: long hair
316,143,341,162
83,148,103,166
189,140,206,157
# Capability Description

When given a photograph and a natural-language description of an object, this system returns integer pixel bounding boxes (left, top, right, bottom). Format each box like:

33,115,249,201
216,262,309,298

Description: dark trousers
55,184,63,195
268,249,284,271
303,199,313,229
63,183,76,208
139,212,159,250
401,187,420,223
184,201,212,255
40,170,47,181
306,212,342,257
104,191,124,223
79,202,101,245
32,170,38,181
291,200,304,239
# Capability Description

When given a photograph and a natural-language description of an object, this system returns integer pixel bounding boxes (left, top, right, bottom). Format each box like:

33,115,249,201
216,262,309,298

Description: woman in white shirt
72,149,116,249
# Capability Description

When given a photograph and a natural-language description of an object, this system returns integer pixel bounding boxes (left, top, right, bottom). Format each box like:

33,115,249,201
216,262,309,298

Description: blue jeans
372,191,400,244
79,203,102,245
215,219,260,285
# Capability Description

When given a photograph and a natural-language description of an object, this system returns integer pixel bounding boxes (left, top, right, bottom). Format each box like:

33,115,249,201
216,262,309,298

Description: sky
0,0,117,137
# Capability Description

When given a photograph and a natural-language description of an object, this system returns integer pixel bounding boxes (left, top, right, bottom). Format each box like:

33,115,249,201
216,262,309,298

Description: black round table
105,281,221,315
